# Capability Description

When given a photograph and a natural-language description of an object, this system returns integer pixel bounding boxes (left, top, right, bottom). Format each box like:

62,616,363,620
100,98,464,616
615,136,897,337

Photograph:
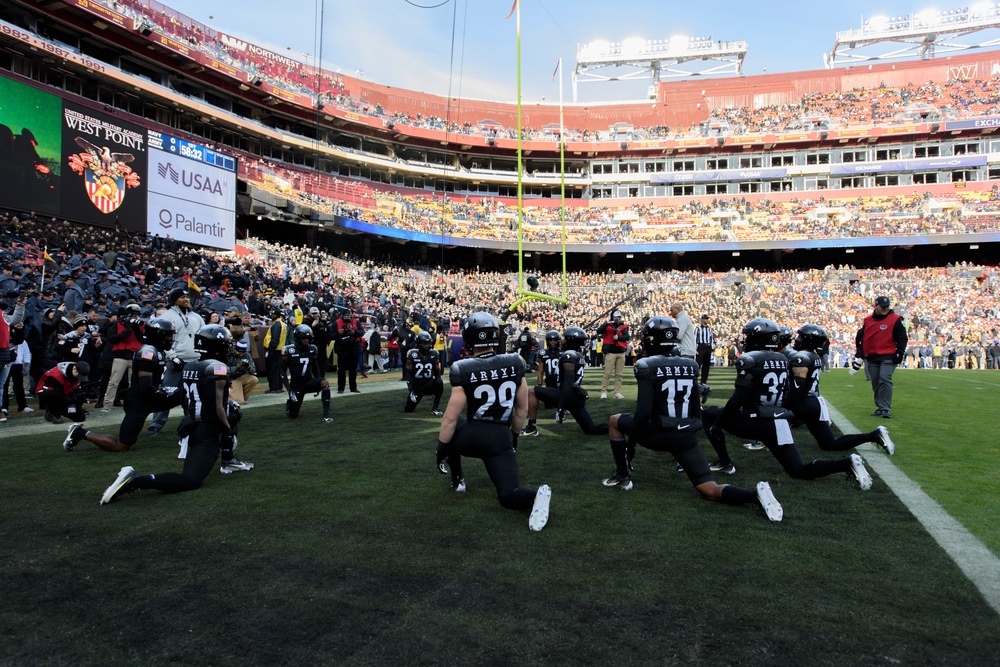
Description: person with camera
333,310,364,394
37,360,89,424
97,303,144,412
598,310,629,399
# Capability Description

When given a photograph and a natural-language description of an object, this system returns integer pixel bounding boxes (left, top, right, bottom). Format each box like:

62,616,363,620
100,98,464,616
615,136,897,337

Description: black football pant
405,378,443,411
702,405,850,480
447,418,537,511
793,398,877,452
616,415,713,486
131,423,221,493
533,386,609,435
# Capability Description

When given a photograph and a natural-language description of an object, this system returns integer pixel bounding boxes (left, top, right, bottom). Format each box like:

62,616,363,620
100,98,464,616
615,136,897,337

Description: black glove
893,353,904,365
170,357,185,371
435,439,450,474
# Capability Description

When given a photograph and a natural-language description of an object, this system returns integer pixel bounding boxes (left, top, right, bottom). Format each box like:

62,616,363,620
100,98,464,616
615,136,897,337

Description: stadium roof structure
826,4,1000,67
573,35,748,102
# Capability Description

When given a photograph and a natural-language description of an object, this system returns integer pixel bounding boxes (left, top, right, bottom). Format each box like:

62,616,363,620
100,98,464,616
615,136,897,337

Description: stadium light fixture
827,4,1000,66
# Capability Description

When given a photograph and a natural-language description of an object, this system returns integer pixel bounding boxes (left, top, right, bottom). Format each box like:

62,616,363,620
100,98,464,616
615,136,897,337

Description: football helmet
778,326,793,350
741,318,781,352
562,326,588,351
794,323,829,353
641,316,679,355
544,329,561,352
194,324,233,360
293,324,314,348
143,317,176,352
416,331,433,352
463,312,499,351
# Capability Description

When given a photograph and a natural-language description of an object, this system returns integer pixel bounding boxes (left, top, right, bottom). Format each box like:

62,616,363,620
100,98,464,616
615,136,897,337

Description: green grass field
1,367,998,666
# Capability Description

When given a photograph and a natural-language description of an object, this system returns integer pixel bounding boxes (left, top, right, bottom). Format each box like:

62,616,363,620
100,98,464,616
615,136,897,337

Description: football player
601,316,783,521
404,331,444,416
702,318,874,490
535,329,562,390
785,324,895,455
521,326,608,437
99,324,253,505
283,324,333,423
434,312,552,531
62,318,183,453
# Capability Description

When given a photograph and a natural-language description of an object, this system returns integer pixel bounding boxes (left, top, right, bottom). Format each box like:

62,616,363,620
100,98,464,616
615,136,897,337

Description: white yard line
827,401,1000,616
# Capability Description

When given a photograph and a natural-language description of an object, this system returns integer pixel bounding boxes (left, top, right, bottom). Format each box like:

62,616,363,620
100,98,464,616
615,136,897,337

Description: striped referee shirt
695,324,714,349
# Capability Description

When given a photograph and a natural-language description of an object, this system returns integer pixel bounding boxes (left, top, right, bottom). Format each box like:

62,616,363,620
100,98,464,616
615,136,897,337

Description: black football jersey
558,349,586,389
537,348,560,388
181,358,230,427
786,350,823,399
283,343,318,383
634,355,701,424
449,352,525,426
407,348,441,382
733,350,789,411
130,344,166,391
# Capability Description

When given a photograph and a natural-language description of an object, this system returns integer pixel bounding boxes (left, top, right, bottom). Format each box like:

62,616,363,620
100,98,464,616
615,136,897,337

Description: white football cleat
529,484,552,531
876,425,895,456
756,481,783,522
849,453,873,491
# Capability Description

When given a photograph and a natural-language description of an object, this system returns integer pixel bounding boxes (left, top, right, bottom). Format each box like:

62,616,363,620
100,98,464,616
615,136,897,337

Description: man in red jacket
854,295,908,419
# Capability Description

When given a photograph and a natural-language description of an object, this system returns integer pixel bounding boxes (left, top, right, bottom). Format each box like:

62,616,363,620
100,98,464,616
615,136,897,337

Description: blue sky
160,0,999,102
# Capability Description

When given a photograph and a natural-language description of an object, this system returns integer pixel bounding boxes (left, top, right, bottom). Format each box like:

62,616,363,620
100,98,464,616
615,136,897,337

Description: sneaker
431,409,443,417
849,453,873,491
875,425,895,456
520,425,539,437
322,416,334,424
881,412,891,419
600,391,607,399
145,426,161,437
454,478,466,493
220,458,255,474
756,481,783,522
101,407,112,414
614,392,625,400
20,407,34,413
100,466,137,505
709,460,736,475
350,389,362,394
528,484,552,531
62,423,85,452
870,410,885,417
743,441,767,451
602,472,633,490
94,402,104,410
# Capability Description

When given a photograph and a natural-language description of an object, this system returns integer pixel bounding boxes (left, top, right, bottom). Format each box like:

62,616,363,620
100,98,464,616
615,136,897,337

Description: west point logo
156,161,225,195
67,136,140,214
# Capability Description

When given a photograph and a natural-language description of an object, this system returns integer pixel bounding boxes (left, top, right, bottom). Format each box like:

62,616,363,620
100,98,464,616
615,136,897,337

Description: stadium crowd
77,0,1000,145
2,208,999,423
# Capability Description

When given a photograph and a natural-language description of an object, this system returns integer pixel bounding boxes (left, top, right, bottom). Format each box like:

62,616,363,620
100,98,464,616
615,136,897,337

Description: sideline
827,401,1000,616
0,379,405,439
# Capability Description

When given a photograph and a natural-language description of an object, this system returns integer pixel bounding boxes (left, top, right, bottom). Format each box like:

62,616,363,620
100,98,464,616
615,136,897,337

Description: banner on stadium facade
0,74,63,215
944,117,1000,131
829,155,987,176
651,167,787,184
146,130,237,250
61,101,147,231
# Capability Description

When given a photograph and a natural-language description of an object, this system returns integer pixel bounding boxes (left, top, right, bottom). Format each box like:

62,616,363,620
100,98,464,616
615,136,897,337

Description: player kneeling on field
434,312,552,531
63,318,183,453
602,316,783,521
522,326,608,437
283,324,333,423
99,325,253,505
404,331,444,416
702,318,874,491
